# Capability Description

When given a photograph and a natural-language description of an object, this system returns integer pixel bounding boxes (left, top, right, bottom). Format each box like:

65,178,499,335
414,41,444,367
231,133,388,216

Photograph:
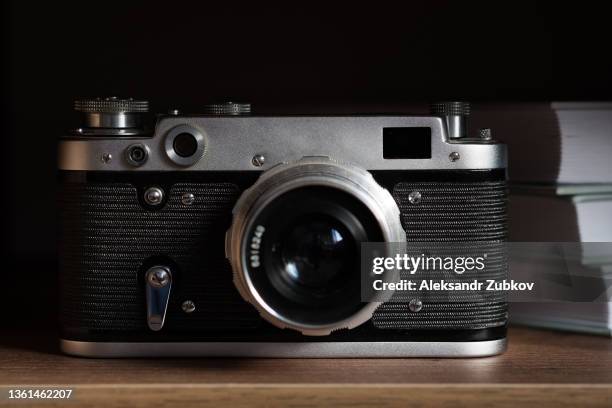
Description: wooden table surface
1,326,611,407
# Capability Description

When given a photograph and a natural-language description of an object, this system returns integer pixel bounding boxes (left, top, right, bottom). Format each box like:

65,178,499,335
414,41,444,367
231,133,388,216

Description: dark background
3,1,612,328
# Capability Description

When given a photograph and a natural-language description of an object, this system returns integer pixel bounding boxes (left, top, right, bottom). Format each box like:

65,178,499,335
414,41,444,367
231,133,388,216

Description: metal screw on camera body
449,152,460,162
101,152,112,163
146,266,171,288
182,300,196,313
252,154,265,167
181,193,195,205
409,299,423,312
144,187,164,206
408,191,422,204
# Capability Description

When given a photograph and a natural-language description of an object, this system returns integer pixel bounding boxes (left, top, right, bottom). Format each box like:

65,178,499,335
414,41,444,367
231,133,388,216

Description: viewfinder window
383,127,432,159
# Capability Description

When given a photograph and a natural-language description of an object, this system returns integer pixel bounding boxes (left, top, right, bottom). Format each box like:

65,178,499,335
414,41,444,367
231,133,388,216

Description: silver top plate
58,115,506,171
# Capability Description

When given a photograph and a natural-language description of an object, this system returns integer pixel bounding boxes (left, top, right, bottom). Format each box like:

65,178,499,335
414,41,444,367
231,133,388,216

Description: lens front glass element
277,214,356,294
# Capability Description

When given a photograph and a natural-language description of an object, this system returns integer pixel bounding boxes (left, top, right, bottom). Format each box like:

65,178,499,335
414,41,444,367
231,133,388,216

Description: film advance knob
430,101,471,139
74,97,149,129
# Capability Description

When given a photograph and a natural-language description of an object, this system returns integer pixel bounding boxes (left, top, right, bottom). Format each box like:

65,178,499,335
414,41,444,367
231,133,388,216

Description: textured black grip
59,182,260,334
59,178,508,336
372,181,508,330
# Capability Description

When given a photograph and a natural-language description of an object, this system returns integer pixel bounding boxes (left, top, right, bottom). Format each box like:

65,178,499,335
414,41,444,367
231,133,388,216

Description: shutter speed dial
202,102,251,116
73,97,150,136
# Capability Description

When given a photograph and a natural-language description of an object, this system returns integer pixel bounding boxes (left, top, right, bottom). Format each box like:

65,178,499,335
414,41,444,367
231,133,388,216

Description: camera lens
241,186,382,327
277,215,356,293
227,158,406,335
173,132,198,157
125,144,149,167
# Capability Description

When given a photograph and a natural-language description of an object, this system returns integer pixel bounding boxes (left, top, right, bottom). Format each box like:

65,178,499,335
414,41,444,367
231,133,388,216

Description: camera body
58,99,508,357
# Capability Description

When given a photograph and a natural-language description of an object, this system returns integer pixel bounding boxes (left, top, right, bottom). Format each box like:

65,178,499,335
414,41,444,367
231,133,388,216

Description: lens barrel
226,157,405,336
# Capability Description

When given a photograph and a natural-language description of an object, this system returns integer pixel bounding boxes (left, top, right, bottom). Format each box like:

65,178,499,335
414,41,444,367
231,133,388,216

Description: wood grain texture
2,385,612,408
1,327,611,407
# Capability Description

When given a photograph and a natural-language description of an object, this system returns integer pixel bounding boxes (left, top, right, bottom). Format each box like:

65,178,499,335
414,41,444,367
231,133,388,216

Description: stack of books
473,102,612,336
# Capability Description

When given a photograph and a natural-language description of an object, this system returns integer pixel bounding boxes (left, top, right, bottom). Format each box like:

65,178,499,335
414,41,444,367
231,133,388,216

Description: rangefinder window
383,127,432,159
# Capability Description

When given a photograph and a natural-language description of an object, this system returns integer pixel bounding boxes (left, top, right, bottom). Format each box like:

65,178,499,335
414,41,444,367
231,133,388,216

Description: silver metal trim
226,157,405,336
60,338,507,358
163,124,206,167
59,116,506,171
85,112,142,129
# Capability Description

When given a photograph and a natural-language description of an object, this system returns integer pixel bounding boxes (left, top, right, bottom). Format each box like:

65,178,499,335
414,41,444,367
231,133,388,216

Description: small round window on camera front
173,132,199,157
125,143,150,167
164,125,206,166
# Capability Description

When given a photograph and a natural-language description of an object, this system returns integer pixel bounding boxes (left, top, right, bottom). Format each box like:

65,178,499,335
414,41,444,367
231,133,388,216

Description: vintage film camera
58,98,507,357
